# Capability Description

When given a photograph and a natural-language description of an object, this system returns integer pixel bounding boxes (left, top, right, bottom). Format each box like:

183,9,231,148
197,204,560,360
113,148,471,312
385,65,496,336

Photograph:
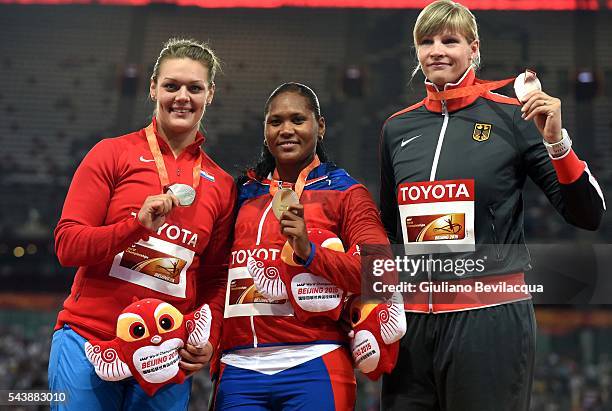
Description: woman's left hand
179,341,213,377
279,204,311,261
521,89,563,143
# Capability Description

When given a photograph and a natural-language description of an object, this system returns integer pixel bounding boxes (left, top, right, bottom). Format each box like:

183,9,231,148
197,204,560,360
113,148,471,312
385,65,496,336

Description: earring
263,139,268,147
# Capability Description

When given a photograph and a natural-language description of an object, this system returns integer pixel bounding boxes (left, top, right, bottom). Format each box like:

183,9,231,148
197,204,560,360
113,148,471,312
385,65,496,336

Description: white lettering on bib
397,179,475,255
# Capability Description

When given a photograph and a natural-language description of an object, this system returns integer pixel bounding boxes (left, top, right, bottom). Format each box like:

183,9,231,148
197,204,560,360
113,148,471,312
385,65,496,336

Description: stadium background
0,1,611,409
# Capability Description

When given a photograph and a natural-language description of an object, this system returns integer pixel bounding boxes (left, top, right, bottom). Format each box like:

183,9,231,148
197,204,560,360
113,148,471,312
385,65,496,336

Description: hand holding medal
269,155,321,262
166,183,197,207
137,123,203,232
278,203,312,261
516,70,563,143
137,193,180,231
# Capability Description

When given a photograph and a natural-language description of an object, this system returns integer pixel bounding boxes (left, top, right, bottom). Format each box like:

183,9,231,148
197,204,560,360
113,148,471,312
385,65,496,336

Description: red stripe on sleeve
551,149,586,184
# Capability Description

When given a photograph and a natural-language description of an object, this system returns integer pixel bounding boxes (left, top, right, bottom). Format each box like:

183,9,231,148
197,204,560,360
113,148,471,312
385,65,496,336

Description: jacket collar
247,159,338,186
424,67,481,113
150,117,205,156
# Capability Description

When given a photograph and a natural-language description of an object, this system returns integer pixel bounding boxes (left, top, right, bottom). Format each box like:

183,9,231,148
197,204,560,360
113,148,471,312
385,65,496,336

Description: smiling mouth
278,141,299,147
171,108,193,114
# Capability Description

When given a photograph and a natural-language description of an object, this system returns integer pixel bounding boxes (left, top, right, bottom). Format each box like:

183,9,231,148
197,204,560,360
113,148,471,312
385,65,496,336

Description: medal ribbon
269,155,321,199
144,123,203,191
426,77,515,101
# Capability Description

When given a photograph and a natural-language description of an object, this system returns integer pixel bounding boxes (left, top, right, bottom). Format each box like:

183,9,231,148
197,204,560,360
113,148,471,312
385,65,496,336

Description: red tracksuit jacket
221,162,389,353
54,120,235,349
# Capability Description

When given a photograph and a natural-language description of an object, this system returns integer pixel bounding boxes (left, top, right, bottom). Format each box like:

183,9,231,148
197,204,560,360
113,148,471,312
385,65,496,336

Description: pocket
61,328,108,390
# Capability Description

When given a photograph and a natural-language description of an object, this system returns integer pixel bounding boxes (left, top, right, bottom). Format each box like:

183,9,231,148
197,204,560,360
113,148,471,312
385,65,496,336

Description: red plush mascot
349,292,406,380
84,298,211,396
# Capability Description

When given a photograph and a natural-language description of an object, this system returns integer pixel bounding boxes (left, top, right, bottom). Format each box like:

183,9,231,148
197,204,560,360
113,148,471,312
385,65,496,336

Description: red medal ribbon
426,77,515,101
144,123,202,191
269,155,321,199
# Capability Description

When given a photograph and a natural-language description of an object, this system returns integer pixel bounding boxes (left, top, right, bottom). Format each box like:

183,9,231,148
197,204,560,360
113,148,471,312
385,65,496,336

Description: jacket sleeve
306,185,390,294
515,108,605,230
379,123,400,243
54,139,150,267
196,181,237,349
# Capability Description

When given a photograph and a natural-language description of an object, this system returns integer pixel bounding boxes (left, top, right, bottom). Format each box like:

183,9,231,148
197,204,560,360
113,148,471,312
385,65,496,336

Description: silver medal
514,70,542,103
167,183,196,206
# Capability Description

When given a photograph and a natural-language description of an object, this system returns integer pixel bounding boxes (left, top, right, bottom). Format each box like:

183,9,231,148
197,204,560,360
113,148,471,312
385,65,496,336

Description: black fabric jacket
379,68,605,281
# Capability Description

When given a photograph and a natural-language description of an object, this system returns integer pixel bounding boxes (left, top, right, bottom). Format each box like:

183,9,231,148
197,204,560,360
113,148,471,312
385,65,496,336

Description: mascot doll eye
154,302,183,334
350,303,377,327
117,313,150,342
130,322,147,338
159,314,174,331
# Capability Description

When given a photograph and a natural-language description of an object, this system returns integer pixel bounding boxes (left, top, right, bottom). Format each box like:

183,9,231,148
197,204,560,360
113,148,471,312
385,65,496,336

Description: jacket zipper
426,101,450,312
249,197,274,347
488,206,502,260
250,316,258,348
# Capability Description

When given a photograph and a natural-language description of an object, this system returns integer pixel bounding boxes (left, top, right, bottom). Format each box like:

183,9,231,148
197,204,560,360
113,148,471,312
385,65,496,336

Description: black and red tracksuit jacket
379,68,605,313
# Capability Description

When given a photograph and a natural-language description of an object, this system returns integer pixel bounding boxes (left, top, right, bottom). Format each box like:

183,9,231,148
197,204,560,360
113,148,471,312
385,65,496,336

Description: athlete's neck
274,154,315,183
156,123,198,158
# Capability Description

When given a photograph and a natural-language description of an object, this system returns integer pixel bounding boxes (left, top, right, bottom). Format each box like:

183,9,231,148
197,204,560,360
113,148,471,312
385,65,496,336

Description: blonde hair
151,38,221,85
411,0,480,78
150,38,221,130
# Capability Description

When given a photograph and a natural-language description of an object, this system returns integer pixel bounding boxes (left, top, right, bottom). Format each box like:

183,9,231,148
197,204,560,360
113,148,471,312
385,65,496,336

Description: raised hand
137,193,180,231
279,204,311,261
521,85,563,144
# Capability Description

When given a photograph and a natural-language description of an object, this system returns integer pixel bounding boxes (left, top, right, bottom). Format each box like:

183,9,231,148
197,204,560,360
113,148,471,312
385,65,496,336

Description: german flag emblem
473,123,491,142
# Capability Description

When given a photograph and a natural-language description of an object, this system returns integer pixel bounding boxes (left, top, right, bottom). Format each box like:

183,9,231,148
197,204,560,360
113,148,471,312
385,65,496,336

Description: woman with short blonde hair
379,1,605,410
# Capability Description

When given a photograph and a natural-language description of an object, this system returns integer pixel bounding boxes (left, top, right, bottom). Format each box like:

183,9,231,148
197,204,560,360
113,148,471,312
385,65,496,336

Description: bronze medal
271,188,299,220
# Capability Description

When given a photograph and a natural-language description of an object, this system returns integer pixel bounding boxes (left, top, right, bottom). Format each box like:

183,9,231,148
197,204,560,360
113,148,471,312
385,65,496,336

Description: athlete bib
224,266,294,318
109,236,194,298
397,179,475,255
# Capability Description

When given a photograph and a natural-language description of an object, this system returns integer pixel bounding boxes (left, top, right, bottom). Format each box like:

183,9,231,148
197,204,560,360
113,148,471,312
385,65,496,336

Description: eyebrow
268,111,307,117
162,77,206,84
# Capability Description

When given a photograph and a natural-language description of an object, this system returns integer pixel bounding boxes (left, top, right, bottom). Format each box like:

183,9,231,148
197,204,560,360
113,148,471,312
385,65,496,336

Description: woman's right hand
137,193,179,231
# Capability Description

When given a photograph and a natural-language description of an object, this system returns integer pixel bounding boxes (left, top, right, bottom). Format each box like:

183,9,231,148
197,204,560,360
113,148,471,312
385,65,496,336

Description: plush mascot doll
246,228,355,322
348,292,406,380
84,297,211,396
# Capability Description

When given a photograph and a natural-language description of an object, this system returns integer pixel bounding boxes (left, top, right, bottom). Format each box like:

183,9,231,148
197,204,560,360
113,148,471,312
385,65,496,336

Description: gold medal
166,183,196,206
271,188,299,220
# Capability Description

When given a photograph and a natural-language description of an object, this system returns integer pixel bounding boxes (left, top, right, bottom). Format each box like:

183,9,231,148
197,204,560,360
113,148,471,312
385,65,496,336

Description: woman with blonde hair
379,1,605,409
